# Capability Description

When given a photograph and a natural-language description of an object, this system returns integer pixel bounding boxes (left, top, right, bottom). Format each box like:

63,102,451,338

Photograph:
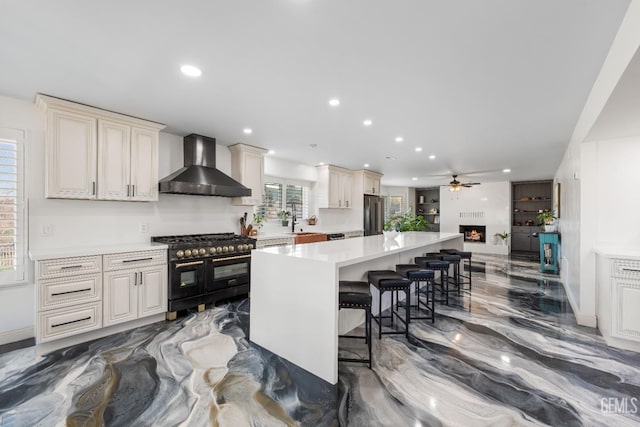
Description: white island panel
250,232,463,384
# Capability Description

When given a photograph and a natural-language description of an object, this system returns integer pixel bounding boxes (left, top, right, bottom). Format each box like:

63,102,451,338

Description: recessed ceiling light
412,177,418,181
243,128,252,134
309,143,318,148
415,147,422,152
364,163,369,168
395,137,403,143
318,162,325,166
329,98,340,107
363,119,373,126
268,150,275,155
429,155,436,160
180,64,202,77
503,168,511,173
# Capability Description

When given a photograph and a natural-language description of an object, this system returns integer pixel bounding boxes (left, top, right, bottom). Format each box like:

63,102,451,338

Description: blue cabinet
539,232,559,274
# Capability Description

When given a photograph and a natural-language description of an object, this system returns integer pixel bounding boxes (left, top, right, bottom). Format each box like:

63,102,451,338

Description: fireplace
459,225,486,243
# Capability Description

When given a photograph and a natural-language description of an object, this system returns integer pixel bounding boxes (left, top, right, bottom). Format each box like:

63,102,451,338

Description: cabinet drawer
103,250,166,271
38,302,102,343
612,259,640,279
38,256,102,280
40,274,102,310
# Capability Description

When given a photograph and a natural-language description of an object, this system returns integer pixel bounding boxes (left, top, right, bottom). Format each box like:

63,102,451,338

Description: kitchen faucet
291,202,297,232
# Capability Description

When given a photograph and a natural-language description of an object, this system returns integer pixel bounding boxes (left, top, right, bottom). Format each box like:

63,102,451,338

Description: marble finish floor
1,254,640,426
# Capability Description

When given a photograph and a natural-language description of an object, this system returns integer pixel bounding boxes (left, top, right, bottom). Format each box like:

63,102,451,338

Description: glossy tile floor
1,254,640,426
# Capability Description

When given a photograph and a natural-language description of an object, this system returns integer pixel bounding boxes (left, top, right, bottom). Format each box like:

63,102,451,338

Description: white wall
440,181,511,254
0,95,251,338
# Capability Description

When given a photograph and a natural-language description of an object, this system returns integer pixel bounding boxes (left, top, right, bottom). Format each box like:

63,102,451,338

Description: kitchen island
250,231,463,384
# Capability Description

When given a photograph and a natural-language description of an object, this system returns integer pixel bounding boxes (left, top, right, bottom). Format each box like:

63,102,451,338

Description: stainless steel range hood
159,134,251,197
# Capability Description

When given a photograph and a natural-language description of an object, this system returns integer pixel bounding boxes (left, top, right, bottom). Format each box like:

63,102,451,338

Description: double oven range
151,233,256,315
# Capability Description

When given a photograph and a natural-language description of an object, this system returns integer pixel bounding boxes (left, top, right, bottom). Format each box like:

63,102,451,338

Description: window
0,128,26,286
385,195,403,221
260,178,309,220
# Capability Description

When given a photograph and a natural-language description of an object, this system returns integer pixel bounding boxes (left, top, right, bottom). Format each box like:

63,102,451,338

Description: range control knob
209,247,216,255
184,249,192,257
216,246,223,253
238,244,246,251
228,245,235,252
176,250,185,258
222,246,229,253
198,248,206,256
247,243,254,249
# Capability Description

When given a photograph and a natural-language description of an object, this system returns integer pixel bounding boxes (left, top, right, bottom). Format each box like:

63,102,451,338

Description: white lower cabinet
35,249,167,346
103,264,167,327
103,250,167,327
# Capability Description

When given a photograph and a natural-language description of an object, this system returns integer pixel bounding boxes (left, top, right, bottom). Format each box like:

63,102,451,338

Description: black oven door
169,259,206,301
206,254,251,293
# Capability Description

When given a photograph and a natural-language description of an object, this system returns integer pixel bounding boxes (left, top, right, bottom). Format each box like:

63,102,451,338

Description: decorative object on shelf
419,195,425,203
277,210,291,227
495,231,510,245
307,215,317,225
536,210,557,232
383,208,430,232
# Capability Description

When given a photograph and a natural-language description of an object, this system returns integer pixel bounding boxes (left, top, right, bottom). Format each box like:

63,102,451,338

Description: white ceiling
0,0,631,187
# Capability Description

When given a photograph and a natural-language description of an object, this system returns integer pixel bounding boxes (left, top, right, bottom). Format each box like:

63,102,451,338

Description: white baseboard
0,326,34,346
563,283,597,328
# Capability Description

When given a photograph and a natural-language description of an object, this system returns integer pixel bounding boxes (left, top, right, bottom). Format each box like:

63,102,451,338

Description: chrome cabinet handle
60,265,83,270
92,181,96,195
52,317,91,328
622,268,640,273
123,257,153,263
132,185,135,197
51,288,91,296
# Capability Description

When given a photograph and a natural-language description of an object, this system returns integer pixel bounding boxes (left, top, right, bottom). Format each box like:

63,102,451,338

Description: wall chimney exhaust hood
159,134,251,197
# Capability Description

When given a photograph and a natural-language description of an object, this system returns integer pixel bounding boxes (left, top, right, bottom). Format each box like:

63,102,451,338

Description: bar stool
367,270,412,339
440,249,473,292
439,254,462,295
338,280,372,368
415,257,451,305
395,264,435,323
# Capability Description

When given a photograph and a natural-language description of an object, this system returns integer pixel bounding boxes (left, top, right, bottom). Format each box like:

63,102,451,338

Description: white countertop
595,247,640,259
29,243,168,261
254,232,461,267
255,228,363,240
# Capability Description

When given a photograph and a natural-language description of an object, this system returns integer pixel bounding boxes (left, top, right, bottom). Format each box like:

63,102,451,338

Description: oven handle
175,260,205,268
211,254,251,263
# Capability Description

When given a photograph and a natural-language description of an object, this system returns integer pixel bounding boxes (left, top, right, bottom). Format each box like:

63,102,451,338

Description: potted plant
536,210,557,232
252,212,266,234
494,231,510,245
383,208,430,238
277,210,291,227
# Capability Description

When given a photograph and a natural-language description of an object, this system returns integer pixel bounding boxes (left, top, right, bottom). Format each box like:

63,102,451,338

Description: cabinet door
341,172,353,208
97,119,131,200
241,151,264,206
511,230,530,252
46,109,97,199
328,171,341,208
103,270,137,326
130,127,159,201
138,265,167,318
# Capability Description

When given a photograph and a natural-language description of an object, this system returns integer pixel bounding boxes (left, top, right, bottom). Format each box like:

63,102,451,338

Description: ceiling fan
443,175,481,192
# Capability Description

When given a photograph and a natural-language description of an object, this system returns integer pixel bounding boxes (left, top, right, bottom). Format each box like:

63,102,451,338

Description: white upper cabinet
357,169,382,195
45,109,98,199
317,165,353,208
37,94,165,202
229,143,267,206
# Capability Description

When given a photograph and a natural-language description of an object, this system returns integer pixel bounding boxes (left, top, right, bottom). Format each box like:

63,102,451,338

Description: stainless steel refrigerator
363,195,384,236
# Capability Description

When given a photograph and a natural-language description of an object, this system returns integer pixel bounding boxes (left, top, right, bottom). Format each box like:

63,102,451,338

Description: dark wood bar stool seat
367,270,412,339
338,280,372,368
440,249,473,292
415,257,451,305
395,264,435,323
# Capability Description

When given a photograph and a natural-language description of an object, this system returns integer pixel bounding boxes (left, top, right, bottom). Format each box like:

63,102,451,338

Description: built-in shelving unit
511,180,552,253
415,187,440,231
